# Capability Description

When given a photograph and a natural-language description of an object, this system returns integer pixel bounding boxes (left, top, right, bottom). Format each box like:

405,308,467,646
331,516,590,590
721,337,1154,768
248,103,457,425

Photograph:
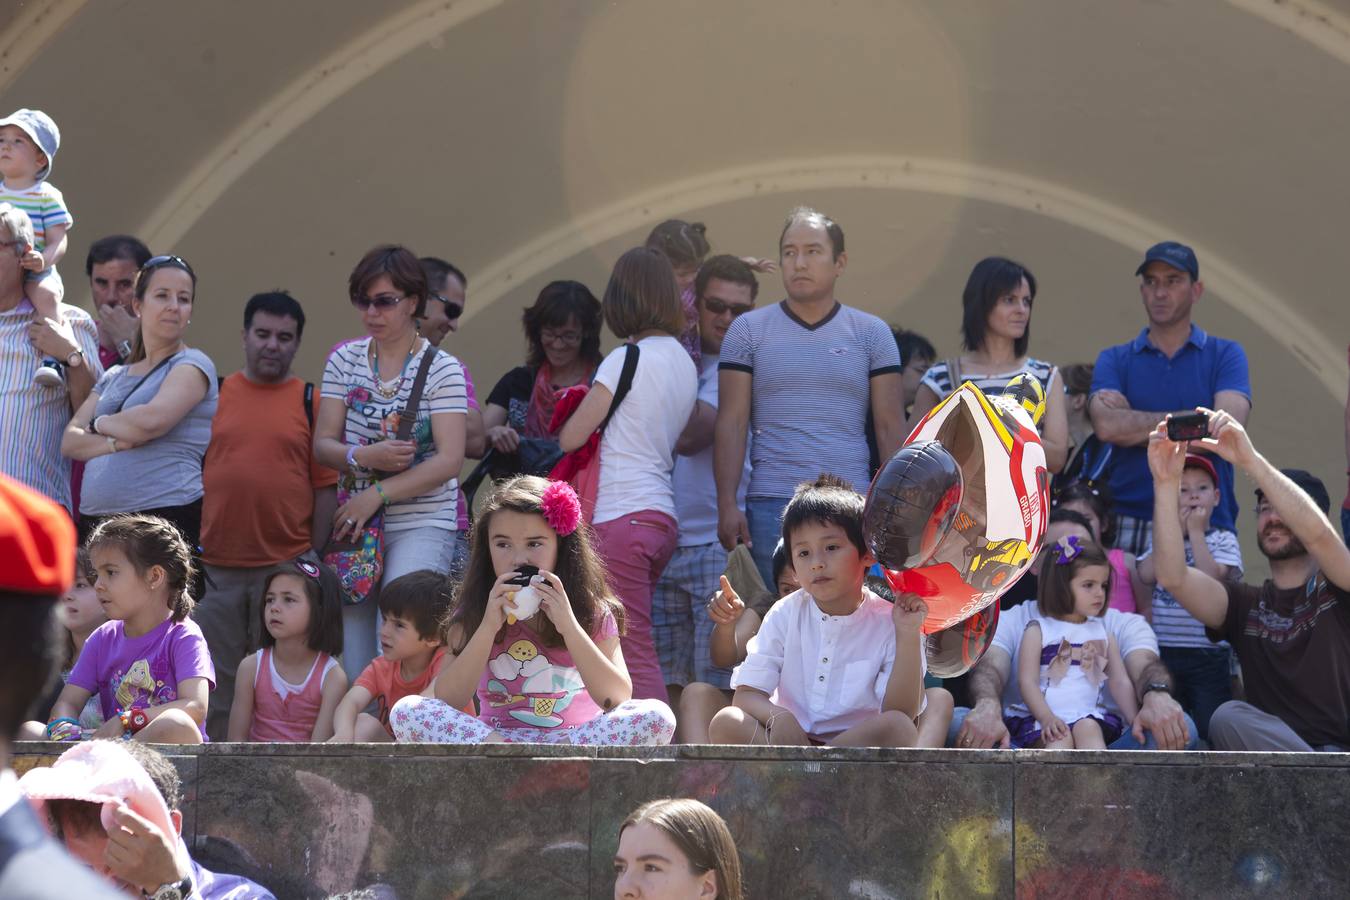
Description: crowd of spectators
4,188,1350,893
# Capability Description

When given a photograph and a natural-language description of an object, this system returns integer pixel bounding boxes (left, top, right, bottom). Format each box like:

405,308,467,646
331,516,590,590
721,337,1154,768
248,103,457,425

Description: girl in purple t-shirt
390,477,675,745
45,515,215,744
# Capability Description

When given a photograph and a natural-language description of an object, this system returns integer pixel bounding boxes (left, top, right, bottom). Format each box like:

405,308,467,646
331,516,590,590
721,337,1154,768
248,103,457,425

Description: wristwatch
1142,681,1172,697
66,348,84,368
143,876,192,900
118,339,133,360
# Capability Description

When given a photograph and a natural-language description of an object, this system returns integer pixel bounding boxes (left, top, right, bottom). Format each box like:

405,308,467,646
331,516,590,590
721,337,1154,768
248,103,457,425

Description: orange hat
0,473,75,595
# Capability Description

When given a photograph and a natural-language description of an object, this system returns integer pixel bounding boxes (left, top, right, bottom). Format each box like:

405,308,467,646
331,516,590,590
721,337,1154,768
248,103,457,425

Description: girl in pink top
227,559,348,742
390,476,675,744
1053,482,1151,616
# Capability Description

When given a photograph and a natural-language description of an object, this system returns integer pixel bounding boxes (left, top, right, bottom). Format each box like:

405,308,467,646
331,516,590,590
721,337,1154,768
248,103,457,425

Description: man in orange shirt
195,291,338,741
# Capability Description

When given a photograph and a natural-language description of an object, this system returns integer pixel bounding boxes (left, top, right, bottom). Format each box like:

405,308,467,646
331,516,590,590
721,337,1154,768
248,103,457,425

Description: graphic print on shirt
1041,638,1106,689
483,639,584,728
113,658,168,710
345,384,434,464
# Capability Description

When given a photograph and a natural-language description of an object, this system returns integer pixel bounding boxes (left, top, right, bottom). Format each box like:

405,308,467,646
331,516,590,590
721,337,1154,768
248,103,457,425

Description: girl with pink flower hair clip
387,475,676,745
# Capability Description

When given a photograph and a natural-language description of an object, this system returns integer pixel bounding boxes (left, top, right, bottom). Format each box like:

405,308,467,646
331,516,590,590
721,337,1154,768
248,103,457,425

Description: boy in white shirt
708,474,928,746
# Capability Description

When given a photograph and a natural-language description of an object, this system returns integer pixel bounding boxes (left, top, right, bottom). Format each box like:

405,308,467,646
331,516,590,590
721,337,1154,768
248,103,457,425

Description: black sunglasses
351,293,407,311
433,294,464,318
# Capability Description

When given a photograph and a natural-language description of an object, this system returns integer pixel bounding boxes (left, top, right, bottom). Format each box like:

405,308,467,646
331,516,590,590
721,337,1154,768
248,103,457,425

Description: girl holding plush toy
391,476,675,744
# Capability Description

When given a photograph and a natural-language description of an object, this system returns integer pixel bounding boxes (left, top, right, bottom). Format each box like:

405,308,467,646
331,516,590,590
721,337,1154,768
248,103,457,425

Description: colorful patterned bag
323,492,384,606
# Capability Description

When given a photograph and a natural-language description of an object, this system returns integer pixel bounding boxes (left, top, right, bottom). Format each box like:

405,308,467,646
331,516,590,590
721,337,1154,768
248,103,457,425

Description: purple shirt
68,617,215,739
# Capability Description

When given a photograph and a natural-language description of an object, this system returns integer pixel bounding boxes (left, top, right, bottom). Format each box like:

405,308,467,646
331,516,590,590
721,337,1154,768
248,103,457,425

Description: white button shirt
732,587,921,737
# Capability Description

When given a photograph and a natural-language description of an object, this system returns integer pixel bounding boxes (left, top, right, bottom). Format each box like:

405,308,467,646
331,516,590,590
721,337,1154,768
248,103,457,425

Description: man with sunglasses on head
418,257,485,574
195,291,338,740
0,203,101,511
653,255,756,731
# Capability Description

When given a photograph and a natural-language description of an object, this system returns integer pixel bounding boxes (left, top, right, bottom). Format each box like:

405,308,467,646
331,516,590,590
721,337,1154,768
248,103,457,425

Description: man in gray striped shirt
0,203,100,512
714,207,905,585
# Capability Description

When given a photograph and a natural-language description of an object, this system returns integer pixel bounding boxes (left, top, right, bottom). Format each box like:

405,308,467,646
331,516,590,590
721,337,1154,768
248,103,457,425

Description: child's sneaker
34,358,64,388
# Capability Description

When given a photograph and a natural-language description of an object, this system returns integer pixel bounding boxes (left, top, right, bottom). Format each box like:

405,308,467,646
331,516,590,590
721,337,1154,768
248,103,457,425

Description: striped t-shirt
321,337,466,534
918,356,1057,401
0,298,101,510
1141,528,1243,648
0,180,72,251
719,300,901,497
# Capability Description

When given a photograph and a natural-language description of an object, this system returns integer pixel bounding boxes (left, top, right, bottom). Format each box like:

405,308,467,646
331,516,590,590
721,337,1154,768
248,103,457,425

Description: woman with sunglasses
62,255,217,550
481,280,603,467
314,244,467,680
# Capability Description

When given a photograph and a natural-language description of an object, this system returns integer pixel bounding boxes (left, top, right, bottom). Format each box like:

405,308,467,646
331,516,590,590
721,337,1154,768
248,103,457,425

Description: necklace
371,337,418,400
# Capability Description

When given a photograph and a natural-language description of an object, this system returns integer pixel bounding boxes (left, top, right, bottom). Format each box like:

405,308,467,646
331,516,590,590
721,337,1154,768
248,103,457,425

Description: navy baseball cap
1255,469,1330,516
1135,241,1199,279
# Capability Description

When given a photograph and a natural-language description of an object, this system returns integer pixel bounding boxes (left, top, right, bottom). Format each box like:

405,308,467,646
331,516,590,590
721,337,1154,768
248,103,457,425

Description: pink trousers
591,509,678,704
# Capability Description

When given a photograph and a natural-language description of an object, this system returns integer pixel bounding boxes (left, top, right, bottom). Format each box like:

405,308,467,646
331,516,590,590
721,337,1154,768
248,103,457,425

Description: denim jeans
746,496,791,588
340,526,454,683
1159,645,1232,741
946,705,1200,750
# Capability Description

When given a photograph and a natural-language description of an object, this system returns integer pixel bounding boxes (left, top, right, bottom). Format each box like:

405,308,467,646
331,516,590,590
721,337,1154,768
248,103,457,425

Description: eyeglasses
702,298,753,318
352,293,406,311
541,329,583,346
432,294,464,319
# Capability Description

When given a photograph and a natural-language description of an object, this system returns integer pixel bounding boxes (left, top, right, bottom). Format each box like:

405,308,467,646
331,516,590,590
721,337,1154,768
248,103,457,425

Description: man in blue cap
1088,241,1252,556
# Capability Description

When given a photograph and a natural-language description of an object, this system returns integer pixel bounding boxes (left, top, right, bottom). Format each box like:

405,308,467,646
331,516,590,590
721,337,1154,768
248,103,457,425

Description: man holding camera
1148,409,1350,751
1089,242,1251,555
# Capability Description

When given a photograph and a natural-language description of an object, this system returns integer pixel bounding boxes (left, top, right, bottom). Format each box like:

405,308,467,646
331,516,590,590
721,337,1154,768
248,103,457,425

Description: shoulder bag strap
113,352,179,414
303,381,316,429
395,345,438,442
598,344,640,434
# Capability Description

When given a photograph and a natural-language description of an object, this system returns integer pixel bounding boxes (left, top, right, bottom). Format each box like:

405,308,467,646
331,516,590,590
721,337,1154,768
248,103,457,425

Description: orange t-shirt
355,647,464,734
200,374,339,567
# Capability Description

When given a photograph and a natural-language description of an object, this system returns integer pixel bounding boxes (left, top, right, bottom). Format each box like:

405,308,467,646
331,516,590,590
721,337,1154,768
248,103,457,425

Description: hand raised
1146,421,1187,483
1192,407,1257,470
707,575,746,626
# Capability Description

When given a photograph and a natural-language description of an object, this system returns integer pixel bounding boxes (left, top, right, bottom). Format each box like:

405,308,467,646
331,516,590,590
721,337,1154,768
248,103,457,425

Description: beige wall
5,0,1349,572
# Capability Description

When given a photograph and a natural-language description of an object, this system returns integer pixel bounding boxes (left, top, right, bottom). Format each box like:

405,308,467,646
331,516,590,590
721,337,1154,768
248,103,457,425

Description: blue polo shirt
1091,325,1251,528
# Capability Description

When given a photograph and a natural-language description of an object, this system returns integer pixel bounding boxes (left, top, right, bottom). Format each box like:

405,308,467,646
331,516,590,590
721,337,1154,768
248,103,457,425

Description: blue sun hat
0,108,60,180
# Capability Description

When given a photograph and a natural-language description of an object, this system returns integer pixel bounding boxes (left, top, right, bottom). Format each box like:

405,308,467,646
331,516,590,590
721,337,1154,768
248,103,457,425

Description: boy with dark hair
708,475,928,747
330,570,454,742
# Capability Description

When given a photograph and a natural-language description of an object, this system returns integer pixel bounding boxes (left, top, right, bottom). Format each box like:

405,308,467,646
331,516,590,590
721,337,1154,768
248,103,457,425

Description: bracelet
46,717,81,741
88,415,101,435
106,436,118,454
373,481,390,506
346,444,367,473
120,708,150,734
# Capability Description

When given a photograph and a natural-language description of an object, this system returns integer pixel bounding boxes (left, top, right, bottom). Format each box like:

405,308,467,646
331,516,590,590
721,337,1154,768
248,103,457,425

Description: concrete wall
13,743,1350,898
3,1,1350,569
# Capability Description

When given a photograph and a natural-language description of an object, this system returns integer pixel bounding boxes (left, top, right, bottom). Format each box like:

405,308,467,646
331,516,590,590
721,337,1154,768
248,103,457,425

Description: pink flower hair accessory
540,480,582,536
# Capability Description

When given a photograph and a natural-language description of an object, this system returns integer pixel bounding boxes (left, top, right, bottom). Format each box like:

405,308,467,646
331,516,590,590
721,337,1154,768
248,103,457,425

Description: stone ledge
13,743,1350,899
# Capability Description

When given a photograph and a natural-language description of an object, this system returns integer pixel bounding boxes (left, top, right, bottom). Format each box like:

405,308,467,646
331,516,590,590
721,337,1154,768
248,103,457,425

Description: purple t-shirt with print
68,617,216,739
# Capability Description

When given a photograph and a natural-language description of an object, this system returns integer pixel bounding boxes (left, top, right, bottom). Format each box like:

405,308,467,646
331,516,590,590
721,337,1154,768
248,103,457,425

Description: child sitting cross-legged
391,476,676,745
707,475,929,747
330,569,453,742
1007,535,1139,749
